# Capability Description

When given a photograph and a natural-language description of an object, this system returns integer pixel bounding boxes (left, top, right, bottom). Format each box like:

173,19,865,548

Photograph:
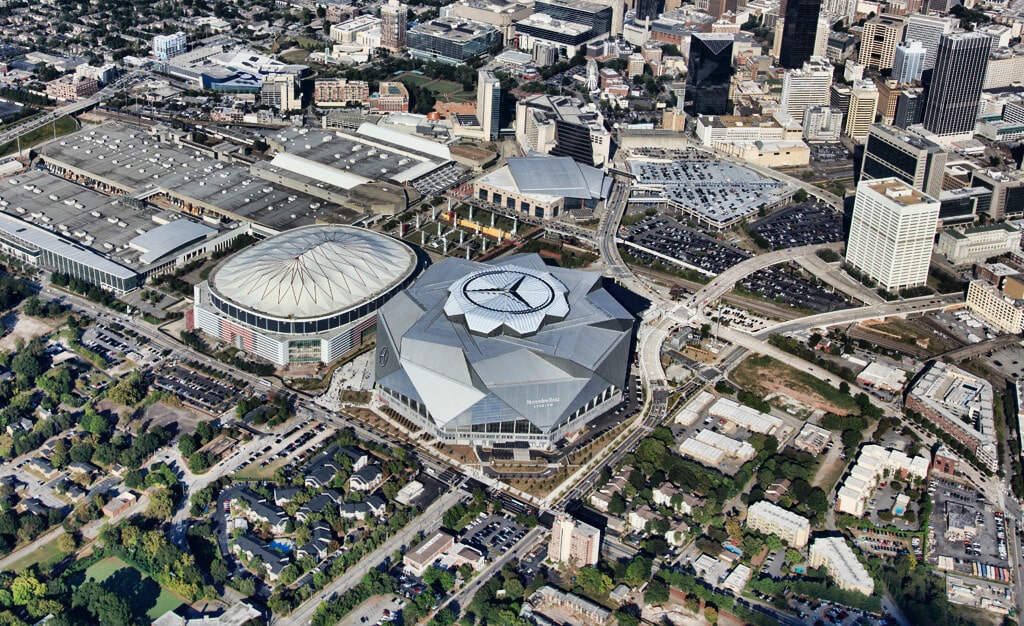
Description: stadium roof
376,254,634,431
210,225,416,319
506,156,608,200
443,265,570,336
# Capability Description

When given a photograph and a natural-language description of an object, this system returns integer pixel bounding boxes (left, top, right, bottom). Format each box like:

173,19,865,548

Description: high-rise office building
905,14,958,72
813,15,830,58
803,105,843,142
780,57,834,123
152,32,186,60
858,14,907,71
477,70,501,140
894,88,924,128
778,0,823,69
635,0,664,21
548,514,601,566
845,80,879,142
686,33,734,116
922,32,991,137
846,177,940,293
892,40,925,84
381,0,408,52
861,124,946,198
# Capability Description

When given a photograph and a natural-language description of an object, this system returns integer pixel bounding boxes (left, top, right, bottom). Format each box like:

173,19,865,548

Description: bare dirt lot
142,403,208,434
730,354,859,415
0,313,63,351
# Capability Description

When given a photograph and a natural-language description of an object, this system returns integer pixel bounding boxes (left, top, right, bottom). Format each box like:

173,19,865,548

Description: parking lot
152,364,242,412
738,266,851,313
927,476,1009,572
460,513,529,559
749,203,845,250
787,596,882,626
227,419,331,476
80,325,129,367
711,305,772,332
808,143,852,164
339,594,404,626
624,215,751,275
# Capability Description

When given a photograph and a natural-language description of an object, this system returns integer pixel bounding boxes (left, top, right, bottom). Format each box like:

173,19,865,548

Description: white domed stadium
374,253,635,449
192,225,419,366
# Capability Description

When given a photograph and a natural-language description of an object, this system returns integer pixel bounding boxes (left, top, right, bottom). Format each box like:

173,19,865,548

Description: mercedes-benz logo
378,346,389,368
461,270,556,314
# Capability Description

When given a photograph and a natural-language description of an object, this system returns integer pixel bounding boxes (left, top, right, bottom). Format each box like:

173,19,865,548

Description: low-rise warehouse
706,397,783,434
404,529,456,577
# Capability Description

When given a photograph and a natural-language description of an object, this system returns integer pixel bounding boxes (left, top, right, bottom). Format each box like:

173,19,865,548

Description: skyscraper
778,0,823,69
892,40,925,84
845,177,940,293
858,14,907,71
894,88,924,128
686,33,734,115
861,124,946,198
844,79,879,142
905,14,958,72
635,0,664,21
477,70,501,140
381,0,407,52
780,57,834,123
813,15,830,58
922,32,991,137
548,515,601,566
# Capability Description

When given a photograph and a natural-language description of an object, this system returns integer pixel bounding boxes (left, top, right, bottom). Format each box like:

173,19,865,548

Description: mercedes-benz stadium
192,225,420,366
374,253,635,449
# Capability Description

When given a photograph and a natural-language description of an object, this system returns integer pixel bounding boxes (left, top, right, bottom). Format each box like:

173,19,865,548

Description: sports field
77,557,184,621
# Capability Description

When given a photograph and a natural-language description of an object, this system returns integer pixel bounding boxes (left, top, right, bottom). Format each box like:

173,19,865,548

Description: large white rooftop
210,225,416,319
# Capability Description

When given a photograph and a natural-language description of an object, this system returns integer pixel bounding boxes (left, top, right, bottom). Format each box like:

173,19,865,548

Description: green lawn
0,115,78,157
74,557,184,622
396,72,431,86
5,538,63,572
427,80,464,94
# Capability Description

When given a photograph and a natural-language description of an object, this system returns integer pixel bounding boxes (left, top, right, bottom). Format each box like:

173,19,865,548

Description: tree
577,567,613,597
11,574,45,605
72,581,131,626
785,548,802,564
179,434,198,458
645,579,669,604
839,381,850,395
793,189,809,203
57,533,77,554
704,605,718,625
624,556,653,586
231,577,256,597
148,487,176,520
608,493,626,515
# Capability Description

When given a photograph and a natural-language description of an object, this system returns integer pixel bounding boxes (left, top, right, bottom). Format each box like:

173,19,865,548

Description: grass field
395,73,475,102
5,538,63,572
0,115,78,157
395,72,431,86
75,557,184,621
731,354,860,415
